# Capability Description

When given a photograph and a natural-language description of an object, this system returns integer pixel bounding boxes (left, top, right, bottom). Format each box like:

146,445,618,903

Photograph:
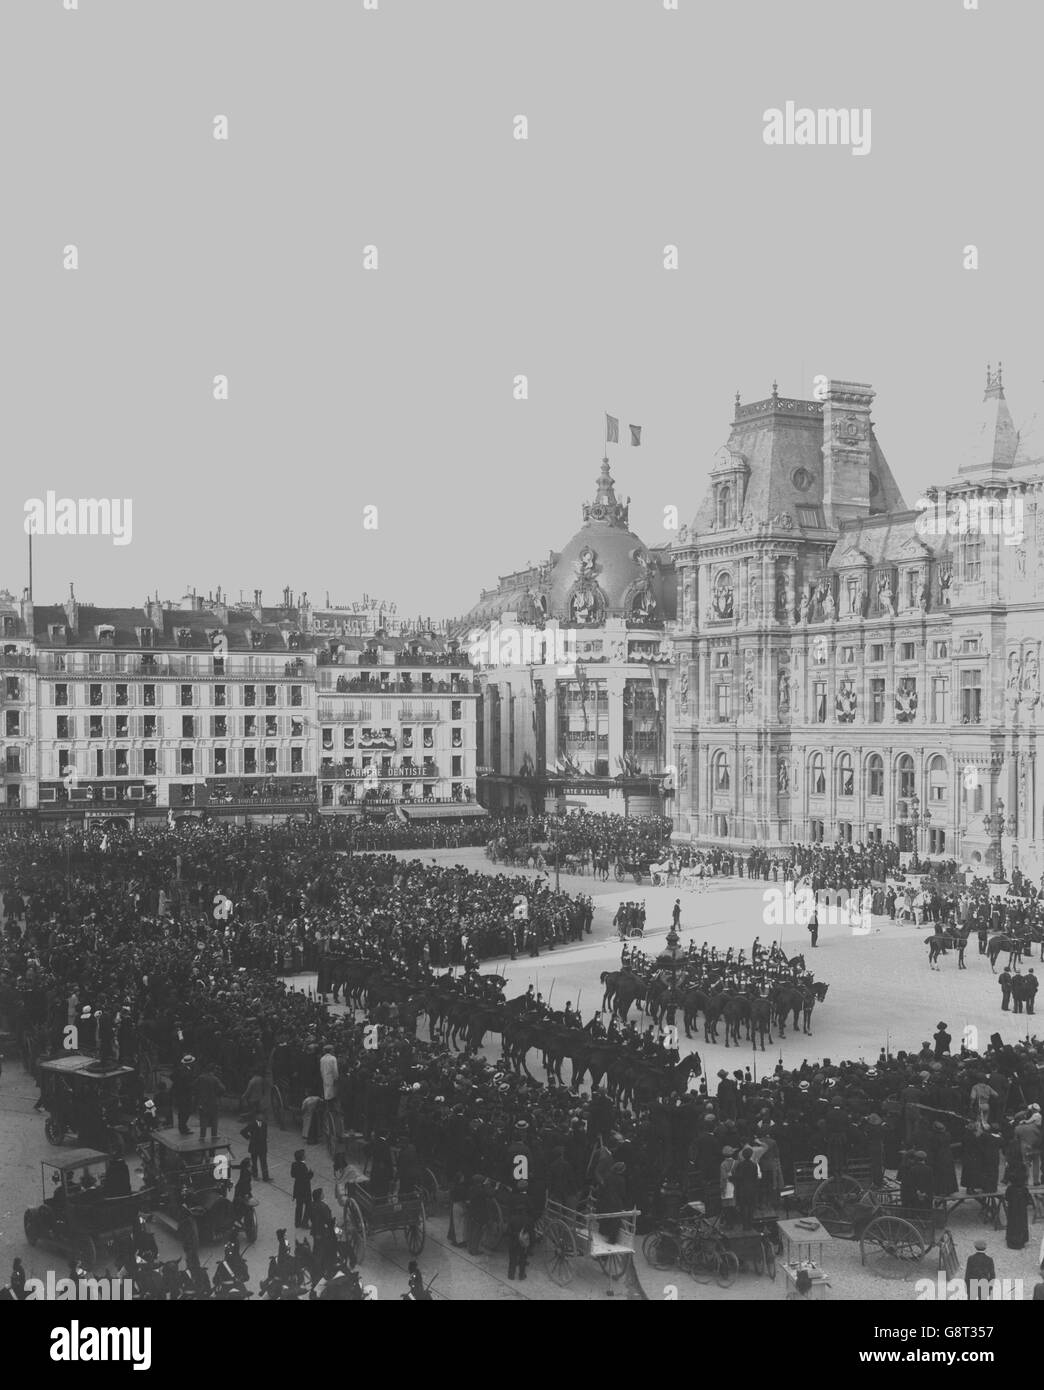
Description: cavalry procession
0,811,1043,1304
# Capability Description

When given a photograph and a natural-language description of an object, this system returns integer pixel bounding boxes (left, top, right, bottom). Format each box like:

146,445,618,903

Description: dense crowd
3,816,1044,1297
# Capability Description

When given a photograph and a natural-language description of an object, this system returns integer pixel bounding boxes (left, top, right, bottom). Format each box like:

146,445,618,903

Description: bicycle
642,1205,739,1288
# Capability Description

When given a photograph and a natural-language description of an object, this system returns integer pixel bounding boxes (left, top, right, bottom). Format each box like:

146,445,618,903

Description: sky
3,0,1042,620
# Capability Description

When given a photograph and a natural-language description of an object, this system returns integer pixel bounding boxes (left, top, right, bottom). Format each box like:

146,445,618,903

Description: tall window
837,752,854,797
713,751,731,792
898,754,915,799
717,485,731,528
932,677,948,723
813,680,827,723
870,678,885,723
960,669,982,723
867,754,884,797
960,535,983,583
928,755,948,804
810,753,826,795
716,684,731,721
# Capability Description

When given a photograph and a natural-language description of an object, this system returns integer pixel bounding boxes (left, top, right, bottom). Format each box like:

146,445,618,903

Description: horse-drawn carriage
344,1178,426,1262
809,1163,942,1271
615,856,651,884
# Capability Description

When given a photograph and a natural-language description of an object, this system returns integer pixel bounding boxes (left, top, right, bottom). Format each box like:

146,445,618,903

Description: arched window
717,485,731,528
810,752,826,796
836,752,854,798
897,753,915,800
867,753,884,798
928,754,948,806
713,750,731,792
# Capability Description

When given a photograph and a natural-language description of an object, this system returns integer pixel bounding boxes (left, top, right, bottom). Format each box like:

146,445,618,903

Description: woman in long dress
1005,1173,1030,1251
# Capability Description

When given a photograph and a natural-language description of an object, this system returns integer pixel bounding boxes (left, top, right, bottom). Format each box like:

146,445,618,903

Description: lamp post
983,798,1016,883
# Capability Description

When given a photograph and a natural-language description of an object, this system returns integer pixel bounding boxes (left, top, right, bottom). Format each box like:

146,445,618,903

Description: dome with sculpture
540,461,674,625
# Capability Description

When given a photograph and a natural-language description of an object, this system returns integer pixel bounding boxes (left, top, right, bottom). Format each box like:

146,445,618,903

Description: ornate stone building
466,462,677,816
670,368,1042,877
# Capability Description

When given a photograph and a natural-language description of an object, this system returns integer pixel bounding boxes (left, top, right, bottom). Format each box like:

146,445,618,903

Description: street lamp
983,798,1017,883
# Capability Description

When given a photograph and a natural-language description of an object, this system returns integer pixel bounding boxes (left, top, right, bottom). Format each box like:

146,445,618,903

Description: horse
801,981,829,1033
925,929,967,970
682,988,723,1044
748,996,774,1051
987,934,1030,972
721,994,748,1048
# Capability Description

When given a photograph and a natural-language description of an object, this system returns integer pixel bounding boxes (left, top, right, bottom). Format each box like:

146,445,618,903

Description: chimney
253,588,263,623
64,582,79,635
821,380,875,527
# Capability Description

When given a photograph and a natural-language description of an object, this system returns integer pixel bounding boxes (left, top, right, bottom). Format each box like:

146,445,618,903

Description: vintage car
140,1129,257,1247
23,1148,149,1268
37,1054,144,1154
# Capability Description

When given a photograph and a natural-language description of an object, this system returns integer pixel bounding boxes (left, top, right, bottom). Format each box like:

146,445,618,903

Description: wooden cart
344,1178,425,1263
541,1199,641,1294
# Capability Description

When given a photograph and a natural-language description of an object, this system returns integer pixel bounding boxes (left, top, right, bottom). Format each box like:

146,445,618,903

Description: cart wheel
106,1129,125,1158
270,1085,286,1130
23,1209,39,1246
543,1218,575,1286
642,1230,679,1270
242,1205,258,1245
813,1174,862,1210
346,1198,367,1265
860,1215,926,1272
482,1198,505,1251
77,1234,98,1269
614,865,626,882
715,1249,740,1288
764,1238,776,1281
406,1212,426,1255
419,1167,440,1211
810,1200,846,1237
44,1115,65,1146
751,1240,766,1276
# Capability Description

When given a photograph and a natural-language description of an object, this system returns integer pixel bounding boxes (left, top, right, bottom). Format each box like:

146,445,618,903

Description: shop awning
399,804,489,820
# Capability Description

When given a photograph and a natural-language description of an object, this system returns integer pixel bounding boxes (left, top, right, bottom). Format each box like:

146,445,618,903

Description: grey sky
3,0,1041,618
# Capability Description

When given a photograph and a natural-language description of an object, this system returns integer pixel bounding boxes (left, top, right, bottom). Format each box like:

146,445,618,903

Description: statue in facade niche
1022,649,1040,708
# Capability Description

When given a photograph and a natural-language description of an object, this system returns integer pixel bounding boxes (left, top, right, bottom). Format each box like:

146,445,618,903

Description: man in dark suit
963,1240,996,1300
240,1111,270,1181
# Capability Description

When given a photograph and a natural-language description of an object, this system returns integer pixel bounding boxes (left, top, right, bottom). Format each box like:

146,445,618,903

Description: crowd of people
3,816,1044,1300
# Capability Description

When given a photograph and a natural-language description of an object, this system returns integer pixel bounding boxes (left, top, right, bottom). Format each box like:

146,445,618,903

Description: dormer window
251,630,265,649
49,624,66,641
138,628,153,648
176,628,192,648
96,625,116,644
716,485,732,528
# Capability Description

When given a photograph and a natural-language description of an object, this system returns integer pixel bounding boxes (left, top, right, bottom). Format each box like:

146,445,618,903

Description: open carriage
344,1178,425,1262
809,1164,941,1271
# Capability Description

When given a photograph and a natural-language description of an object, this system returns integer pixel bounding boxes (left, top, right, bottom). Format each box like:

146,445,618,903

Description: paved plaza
2,854,1040,1301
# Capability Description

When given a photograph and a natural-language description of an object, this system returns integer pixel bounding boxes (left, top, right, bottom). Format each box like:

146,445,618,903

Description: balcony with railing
38,653,313,680
318,671,479,695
